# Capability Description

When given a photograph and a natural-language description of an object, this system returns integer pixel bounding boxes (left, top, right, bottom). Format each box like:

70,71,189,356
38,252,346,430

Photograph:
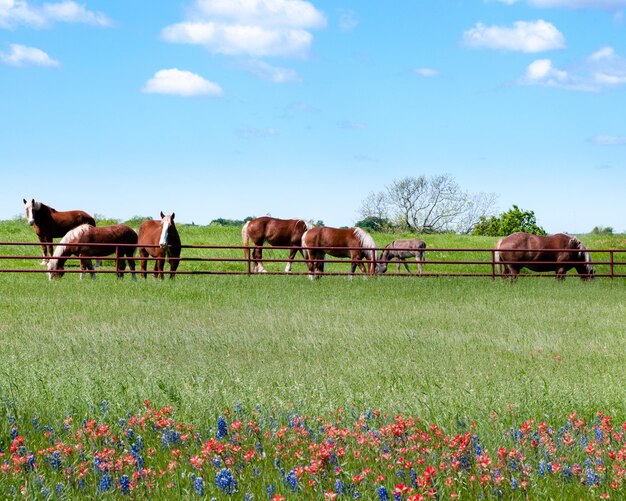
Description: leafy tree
472,205,546,236
354,216,393,232
590,226,613,235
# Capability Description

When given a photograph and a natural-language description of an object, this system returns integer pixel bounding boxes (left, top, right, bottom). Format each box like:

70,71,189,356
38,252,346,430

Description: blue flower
49,451,62,470
215,468,238,495
511,477,519,490
377,486,390,501
194,476,205,496
286,469,298,491
595,427,604,442
538,460,546,477
98,474,112,493
586,468,600,486
10,427,18,440
335,479,345,494
266,484,275,499
217,416,228,439
120,475,131,495
54,483,65,496
101,400,109,415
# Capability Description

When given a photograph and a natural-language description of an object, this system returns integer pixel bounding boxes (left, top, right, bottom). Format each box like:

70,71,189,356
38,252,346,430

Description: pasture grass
1,220,626,497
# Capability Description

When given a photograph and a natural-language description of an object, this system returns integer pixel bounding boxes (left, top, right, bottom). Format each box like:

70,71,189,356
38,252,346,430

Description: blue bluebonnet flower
410,468,418,487
580,435,588,447
101,400,109,415
217,416,228,439
32,418,40,430
98,474,112,493
335,479,345,494
595,427,604,442
538,460,546,477
194,477,205,496
49,451,61,470
286,469,298,491
586,468,600,486
120,475,131,495
511,477,519,490
215,468,238,495
55,483,65,496
377,486,390,501
10,427,18,439
266,484,275,499
244,494,253,501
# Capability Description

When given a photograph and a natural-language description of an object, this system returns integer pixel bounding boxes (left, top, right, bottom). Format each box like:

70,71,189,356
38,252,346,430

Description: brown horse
47,224,137,280
376,238,426,275
495,232,594,281
23,198,96,263
242,217,313,273
137,212,181,279
301,226,376,279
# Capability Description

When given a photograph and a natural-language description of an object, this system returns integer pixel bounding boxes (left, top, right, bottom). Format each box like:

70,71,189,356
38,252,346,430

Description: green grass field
1,219,625,498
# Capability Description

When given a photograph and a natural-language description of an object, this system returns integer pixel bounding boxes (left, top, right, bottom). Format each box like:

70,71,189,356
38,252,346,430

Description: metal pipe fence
0,241,625,279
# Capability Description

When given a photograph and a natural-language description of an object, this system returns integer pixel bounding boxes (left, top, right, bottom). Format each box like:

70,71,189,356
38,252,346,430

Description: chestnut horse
47,224,137,280
23,198,96,263
301,226,376,279
495,232,594,281
242,217,313,273
376,238,426,275
137,212,181,279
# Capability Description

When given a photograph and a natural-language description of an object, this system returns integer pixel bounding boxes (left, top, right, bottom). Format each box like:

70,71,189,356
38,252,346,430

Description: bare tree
358,174,497,233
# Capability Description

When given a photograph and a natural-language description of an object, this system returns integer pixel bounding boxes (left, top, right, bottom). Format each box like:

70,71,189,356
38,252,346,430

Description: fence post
610,249,614,281
115,245,120,277
246,246,251,275
491,249,496,282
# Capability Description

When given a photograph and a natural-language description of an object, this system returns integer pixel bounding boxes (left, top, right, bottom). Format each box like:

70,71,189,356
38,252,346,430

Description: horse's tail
571,236,594,276
353,227,376,273
301,229,311,260
494,238,504,275
241,221,251,261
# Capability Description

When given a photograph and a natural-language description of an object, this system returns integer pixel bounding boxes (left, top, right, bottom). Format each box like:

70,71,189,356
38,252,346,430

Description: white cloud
591,135,626,145
340,120,365,130
0,43,58,66
238,59,301,82
0,0,111,28
463,20,565,53
162,0,325,58
518,46,626,91
498,0,626,9
163,21,313,58
142,68,224,97
414,67,438,77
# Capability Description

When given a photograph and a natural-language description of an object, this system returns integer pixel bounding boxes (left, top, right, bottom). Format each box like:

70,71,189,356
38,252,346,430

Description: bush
590,226,614,235
473,205,546,236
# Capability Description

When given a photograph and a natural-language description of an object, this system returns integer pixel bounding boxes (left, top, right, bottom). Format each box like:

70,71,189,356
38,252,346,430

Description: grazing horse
494,232,594,281
377,238,427,275
242,217,313,273
301,226,376,279
47,224,137,280
23,198,96,263
137,212,181,279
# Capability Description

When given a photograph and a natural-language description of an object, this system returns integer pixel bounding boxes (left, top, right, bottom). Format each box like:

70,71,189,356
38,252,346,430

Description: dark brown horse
301,226,376,279
47,224,137,280
137,212,181,279
242,217,313,273
23,198,96,263
376,238,426,275
495,232,594,280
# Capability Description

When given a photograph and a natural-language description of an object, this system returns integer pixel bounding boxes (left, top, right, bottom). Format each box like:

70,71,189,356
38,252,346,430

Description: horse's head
46,257,64,280
573,238,595,280
376,250,388,274
159,212,175,248
23,198,40,226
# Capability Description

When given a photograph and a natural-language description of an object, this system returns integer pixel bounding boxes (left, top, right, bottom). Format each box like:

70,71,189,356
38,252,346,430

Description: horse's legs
80,258,95,280
38,235,50,264
127,252,136,281
168,254,180,280
417,253,423,276
155,255,165,280
252,243,266,273
403,260,411,273
555,267,567,281
285,248,298,273
139,249,149,279
117,257,127,279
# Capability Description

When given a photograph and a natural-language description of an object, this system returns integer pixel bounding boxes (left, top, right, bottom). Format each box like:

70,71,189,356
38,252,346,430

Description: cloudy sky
2,0,626,232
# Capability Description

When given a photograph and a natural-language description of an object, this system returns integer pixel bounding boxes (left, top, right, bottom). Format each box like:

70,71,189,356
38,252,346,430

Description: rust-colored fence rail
1,242,625,279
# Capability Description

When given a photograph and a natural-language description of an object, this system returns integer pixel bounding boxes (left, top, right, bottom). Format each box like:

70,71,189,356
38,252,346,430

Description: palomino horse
376,238,427,275
23,198,96,263
495,232,594,281
47,224,137,280
242,217,313,273
137,212,181,279
301,226,376,279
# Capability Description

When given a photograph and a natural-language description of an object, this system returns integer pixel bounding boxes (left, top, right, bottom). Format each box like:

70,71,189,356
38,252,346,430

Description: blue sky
2,0,626,232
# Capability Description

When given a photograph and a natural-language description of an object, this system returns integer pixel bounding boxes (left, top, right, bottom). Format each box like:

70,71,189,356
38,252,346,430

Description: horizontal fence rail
1,241,625,279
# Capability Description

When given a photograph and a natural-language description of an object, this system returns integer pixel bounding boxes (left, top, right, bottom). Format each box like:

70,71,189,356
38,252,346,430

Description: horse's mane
353,227,376,259
300,219,314,231
52,224,92,257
